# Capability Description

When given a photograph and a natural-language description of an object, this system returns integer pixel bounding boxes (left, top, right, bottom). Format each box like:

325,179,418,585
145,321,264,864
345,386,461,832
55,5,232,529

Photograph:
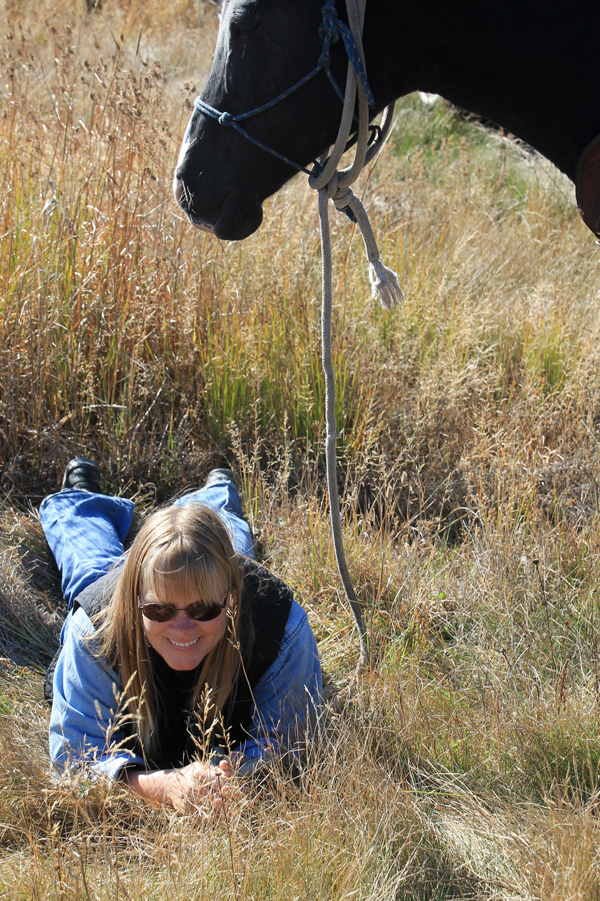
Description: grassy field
2,1,600,898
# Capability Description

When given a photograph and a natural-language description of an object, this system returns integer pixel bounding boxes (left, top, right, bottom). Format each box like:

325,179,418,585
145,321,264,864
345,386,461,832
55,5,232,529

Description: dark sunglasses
138,593,229,623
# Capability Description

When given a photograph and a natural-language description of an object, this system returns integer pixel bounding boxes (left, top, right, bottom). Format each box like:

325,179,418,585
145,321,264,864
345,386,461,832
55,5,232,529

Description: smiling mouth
168,637,201,649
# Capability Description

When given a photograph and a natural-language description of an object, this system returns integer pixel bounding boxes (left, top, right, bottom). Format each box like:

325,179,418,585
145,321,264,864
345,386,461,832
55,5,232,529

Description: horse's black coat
174,0,600,240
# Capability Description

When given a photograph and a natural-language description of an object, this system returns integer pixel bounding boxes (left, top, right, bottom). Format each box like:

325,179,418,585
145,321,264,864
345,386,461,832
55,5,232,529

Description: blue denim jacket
41,479,322,780
50,598,321,780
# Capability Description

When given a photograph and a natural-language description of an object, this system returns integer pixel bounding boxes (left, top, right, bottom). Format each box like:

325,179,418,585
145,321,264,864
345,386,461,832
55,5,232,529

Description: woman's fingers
218,758,234,777
186,764,229,800
166,758,239,814
184,774,247,817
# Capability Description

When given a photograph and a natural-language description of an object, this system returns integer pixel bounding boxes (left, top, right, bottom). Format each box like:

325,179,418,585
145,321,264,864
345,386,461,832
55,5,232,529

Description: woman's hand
123,758,236,812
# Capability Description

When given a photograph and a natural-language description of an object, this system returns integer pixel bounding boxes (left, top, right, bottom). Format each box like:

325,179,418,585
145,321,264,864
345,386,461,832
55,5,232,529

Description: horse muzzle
173,175,217,234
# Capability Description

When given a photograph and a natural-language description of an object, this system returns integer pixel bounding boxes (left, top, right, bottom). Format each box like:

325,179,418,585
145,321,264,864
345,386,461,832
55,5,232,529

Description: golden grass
2,1,600,898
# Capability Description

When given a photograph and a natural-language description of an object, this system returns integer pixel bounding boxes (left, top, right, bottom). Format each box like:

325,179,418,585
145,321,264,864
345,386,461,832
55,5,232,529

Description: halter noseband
192,0,375,177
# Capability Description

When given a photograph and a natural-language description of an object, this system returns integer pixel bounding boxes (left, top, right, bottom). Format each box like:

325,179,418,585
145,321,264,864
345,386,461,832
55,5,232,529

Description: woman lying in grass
41,460,321,812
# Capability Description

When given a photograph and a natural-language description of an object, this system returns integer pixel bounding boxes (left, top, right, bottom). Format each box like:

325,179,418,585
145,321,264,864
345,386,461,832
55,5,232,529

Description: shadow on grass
0,507,64,669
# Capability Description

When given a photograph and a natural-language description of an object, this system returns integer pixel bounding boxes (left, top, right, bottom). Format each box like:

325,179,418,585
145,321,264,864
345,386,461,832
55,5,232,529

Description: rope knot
326,177,357,222
330,184,354,212
218,112,233,126
319,3,340,43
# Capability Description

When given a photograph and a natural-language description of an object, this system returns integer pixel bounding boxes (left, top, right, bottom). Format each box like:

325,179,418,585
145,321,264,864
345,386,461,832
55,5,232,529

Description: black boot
203,468,236,490
61,457,101,493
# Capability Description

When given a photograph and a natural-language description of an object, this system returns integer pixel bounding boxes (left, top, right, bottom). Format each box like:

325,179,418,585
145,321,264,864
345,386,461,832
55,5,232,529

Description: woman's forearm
123,768,177,805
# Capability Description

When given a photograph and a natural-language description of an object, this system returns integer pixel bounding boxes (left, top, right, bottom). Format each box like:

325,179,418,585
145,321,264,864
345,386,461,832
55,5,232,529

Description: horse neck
364,0,600,181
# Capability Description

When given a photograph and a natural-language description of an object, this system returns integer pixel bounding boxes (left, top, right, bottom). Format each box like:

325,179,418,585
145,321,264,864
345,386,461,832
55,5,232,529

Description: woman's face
140,578,230,671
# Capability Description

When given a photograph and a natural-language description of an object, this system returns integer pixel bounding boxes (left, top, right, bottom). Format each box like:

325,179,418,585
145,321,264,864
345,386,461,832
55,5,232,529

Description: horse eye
230,17,261,40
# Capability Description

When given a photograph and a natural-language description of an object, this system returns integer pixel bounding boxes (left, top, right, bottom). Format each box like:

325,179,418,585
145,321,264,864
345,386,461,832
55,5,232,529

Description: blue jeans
40,482,255,606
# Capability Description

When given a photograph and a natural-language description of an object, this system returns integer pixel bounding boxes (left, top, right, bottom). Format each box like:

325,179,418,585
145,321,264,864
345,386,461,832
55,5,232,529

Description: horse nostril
173,175,185,206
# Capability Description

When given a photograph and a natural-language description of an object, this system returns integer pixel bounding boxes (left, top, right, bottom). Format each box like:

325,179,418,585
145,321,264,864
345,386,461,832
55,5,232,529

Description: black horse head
175,0,600,241
173,0,392,240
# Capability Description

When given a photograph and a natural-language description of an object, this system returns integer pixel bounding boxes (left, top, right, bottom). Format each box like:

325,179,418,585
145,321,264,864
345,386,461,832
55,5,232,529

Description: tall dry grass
2,1,600,898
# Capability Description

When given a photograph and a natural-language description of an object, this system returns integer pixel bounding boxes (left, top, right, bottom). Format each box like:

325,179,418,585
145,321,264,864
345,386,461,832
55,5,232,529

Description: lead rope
310,0,403,668
192,0,401,668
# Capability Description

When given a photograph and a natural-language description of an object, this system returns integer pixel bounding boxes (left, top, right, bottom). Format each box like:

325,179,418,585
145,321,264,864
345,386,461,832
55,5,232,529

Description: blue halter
193,1,375,177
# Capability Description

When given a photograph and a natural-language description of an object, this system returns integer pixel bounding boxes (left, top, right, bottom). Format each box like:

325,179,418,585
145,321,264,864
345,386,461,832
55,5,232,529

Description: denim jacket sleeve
49,608,146,781
236,599,322,759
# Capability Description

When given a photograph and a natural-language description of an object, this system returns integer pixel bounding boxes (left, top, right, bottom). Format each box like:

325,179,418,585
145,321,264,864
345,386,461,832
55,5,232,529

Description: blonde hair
95,503,243,762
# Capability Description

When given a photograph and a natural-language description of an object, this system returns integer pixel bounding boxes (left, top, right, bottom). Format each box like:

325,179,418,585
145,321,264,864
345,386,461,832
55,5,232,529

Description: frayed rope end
368,259,404,311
